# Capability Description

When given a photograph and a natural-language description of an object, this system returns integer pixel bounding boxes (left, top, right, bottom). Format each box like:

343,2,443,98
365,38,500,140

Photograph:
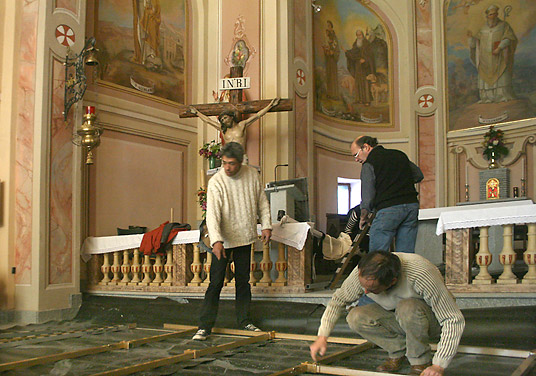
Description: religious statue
189,97,280,148
467,5,517,103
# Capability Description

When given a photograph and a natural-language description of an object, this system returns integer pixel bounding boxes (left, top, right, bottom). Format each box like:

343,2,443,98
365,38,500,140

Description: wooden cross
178,66,293,119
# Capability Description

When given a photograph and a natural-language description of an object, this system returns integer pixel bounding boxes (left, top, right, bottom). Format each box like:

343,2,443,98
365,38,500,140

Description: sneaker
192,328,208,341
243,323,262,332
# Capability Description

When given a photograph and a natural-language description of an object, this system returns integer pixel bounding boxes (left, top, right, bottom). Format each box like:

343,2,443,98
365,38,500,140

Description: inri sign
219,77,251,90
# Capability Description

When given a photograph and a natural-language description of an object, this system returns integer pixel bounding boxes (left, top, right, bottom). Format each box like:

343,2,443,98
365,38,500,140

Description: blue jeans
369,203,419,253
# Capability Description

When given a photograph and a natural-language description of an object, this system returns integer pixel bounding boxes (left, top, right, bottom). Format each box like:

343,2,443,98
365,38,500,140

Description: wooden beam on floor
0,324,135,348
267,342,375,376
163,323,368,344
0,328,194,372
90,331,275,376
511,352,536,376
306,363,402,375
431,344,531,359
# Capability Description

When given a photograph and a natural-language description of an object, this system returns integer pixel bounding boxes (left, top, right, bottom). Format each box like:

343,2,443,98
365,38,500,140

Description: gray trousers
346,298,441,365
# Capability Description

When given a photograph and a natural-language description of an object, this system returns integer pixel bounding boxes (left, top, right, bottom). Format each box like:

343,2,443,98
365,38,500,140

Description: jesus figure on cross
188,97,280,148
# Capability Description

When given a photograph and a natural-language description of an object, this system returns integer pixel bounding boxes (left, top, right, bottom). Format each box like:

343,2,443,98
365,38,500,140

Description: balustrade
86,238,309,293
446,222,536,292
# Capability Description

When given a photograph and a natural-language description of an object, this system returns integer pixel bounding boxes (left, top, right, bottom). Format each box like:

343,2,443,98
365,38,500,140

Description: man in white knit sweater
193,142,272,341
310,251,465,376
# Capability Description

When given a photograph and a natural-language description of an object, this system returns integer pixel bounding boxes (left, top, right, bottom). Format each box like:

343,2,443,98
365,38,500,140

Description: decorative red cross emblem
296,69,306,86
418,94,434,108
55,25,75,47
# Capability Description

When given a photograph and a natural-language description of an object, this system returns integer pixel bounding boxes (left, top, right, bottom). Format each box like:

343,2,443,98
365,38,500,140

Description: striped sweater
206,165,272,249
318,252,465,369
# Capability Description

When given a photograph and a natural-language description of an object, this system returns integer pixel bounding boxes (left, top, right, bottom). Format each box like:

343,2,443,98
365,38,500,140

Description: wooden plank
90,331,274,376
0,324,134,348
511,353,536,376
309,363,401,375
316,342,376,365
266,362,310,376
431,344,531,359
163,324,368,345
0,343,127,372
0,328,193,372
178,99,293,117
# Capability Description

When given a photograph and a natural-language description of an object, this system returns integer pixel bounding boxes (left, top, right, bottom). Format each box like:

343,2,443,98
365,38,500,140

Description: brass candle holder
73,106,102,164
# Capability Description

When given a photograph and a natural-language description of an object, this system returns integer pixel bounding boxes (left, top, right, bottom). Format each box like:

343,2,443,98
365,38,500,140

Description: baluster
188,243,203,286
100,253,111,285
129,249,142,285
227,261,236,287
201,251,212,286
473,226,494,284
258,240,273,286
498,224,518,284
119,250,131,285
249,243,258,286
273,242,288,286
110,251,121,285
162,249,174,286
151,254,164,285
224,263,231,285
522,223,536,284
141,254,152,285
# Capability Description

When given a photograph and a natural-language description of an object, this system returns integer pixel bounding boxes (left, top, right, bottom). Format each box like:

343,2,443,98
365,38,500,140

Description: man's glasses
353,149,362,160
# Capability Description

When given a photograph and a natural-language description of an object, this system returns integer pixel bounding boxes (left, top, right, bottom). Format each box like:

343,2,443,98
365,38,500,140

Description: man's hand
420,364,444,376
188,106,198,114
359,209,371,230
261,229,272,244
310,336,328,362
212,241,226,260
270,97,281,107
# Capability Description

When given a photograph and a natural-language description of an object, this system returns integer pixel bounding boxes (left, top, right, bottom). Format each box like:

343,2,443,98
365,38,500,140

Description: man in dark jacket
351,136,423,252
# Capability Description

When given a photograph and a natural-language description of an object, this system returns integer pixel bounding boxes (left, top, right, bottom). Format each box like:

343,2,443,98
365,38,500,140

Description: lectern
265,178,310,222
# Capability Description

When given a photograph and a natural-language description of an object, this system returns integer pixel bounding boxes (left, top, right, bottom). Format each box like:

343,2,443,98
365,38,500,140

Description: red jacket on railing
140,221,191,255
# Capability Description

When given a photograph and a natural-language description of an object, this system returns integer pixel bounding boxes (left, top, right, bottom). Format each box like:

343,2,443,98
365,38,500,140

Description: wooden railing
85,237,313,294
445,223,536,292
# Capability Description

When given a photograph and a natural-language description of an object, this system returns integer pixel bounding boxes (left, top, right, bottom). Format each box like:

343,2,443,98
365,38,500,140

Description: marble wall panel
415,0,434,87
418,115,436,208
49,59,73,285
14,0,39,285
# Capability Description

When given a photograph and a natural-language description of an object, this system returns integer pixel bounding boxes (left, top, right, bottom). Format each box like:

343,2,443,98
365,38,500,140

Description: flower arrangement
197,186,207,217
199,140,222,159
482,126,508,161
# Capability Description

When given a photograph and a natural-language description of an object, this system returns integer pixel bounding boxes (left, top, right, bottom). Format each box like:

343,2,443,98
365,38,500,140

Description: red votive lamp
86,106,95,115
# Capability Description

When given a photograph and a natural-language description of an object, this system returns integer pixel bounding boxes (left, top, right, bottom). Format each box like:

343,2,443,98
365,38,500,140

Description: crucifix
179,66,293,149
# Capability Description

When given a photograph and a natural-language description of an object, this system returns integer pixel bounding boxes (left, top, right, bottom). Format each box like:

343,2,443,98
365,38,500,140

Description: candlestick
86,105,95,115
465,184,470,202
522,156,525,180
521,178,526,198
465,163,469,183
170,208,174,222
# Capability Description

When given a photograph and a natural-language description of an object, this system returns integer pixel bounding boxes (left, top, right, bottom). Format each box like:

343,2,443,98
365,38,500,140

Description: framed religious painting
95,0,188,105
313,0,393,127
445,0,536,131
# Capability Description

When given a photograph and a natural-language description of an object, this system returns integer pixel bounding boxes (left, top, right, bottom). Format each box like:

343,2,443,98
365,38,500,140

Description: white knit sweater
318,252,465,369
206,165,272,248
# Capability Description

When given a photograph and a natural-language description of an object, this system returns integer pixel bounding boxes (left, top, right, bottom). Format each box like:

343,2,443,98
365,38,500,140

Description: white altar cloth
436,204,536,235
81,222,312,261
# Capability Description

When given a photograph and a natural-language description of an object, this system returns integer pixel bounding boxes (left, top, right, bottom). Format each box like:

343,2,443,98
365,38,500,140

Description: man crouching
310,251,464,376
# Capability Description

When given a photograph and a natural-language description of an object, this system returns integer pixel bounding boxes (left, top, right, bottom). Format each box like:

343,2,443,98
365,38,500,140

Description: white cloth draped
436,204,536,235
81,222,313,261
